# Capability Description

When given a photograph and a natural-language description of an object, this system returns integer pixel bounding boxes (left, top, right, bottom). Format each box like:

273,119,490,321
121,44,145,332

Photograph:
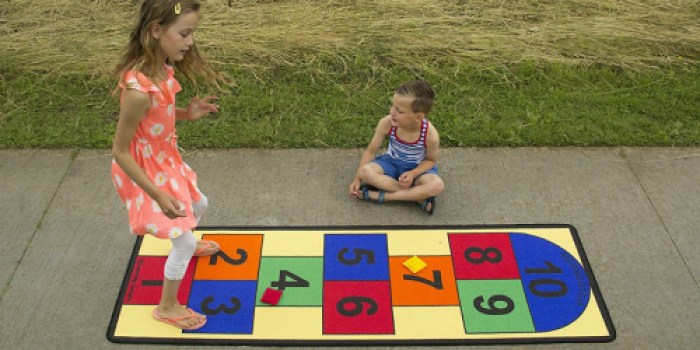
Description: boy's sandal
360,184,385,204
417,197,436,215
152,307,207,330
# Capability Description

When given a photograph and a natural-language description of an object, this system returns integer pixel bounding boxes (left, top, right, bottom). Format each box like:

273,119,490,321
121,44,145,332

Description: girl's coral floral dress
112,65,201,239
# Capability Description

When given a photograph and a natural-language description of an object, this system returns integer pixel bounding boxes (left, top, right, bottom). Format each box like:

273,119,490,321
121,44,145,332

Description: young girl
112,0,221,330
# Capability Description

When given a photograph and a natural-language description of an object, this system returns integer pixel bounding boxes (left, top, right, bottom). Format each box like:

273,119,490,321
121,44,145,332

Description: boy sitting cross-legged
348,80,444,214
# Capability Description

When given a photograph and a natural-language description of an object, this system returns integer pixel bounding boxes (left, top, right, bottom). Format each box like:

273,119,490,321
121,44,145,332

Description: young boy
348,80,444,214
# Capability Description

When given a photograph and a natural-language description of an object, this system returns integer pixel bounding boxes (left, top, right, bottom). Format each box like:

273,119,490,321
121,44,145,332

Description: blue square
324,233,389,281
185,280,257,334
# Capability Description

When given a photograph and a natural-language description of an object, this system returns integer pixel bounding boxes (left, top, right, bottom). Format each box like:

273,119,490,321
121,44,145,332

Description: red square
323,281,394,334
260,287,283,305
448,233,520,280
123,256,195,305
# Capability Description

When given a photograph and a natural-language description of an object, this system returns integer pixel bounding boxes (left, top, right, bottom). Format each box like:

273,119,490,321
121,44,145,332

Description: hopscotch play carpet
108,225,615,346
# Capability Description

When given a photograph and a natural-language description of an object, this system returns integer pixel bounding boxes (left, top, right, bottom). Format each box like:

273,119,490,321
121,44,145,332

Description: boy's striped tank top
385,118,430,164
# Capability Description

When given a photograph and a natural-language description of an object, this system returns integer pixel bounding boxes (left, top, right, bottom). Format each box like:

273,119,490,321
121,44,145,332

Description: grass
1,0,699,148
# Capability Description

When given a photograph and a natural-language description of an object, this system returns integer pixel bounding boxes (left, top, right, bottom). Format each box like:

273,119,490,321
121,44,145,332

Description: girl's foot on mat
194,240,220,257
153,305,206,330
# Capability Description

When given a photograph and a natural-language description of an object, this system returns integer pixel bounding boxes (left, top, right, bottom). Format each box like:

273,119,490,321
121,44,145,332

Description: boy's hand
349,179,362,198
398,172,415,189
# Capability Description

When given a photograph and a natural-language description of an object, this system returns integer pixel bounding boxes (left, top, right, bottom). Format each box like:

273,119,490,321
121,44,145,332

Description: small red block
260,287,283,305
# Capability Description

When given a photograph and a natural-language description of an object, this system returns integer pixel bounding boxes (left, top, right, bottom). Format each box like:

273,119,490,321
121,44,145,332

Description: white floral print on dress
151,199,162,213
167,104,174,117
156,151,167,164
169,226,183,238
142,144,153,158
169,178,180,192
150,123,164,137
114,174,123,189
154,172,168,186
135,193,144,211
146,223,159,236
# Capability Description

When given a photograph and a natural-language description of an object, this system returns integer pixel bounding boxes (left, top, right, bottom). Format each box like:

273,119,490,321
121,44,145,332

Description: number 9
473,294,514,315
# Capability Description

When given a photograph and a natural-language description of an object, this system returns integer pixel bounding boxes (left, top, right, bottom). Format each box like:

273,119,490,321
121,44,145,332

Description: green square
256,257,324,306
458,280,535,333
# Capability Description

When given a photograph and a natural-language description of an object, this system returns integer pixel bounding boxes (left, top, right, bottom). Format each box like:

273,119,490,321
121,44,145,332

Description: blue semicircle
510,233,590,332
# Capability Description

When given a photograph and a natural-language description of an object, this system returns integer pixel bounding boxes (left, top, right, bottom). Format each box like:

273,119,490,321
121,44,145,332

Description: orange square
194,234,263,280
389,256,459,306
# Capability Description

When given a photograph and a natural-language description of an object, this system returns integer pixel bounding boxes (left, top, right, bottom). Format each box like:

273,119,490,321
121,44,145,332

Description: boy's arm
349,116,390,197
354,115,392,181
400,123,440,182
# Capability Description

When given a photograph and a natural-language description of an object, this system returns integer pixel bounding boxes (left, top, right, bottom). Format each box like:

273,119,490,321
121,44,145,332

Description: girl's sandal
194,240,220,257
152,307,206,330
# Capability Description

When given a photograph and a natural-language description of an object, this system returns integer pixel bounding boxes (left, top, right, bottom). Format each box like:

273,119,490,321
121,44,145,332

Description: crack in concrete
0,148,80,303
622,150,700,291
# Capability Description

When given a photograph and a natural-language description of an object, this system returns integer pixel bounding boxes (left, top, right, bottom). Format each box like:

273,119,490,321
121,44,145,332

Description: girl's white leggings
164,195,208,280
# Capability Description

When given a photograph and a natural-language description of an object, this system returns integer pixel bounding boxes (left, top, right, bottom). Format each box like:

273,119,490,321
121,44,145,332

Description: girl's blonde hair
114,0,219,86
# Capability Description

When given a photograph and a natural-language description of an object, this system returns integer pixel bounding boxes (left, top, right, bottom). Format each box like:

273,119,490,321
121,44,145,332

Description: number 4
270,270,310,291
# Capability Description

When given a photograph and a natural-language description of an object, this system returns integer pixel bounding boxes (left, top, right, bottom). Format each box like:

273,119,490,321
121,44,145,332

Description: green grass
1,1,698,148
1,59,698,148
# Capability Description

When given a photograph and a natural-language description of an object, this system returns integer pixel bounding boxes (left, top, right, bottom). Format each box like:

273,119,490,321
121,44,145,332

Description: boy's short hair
395,80,435,114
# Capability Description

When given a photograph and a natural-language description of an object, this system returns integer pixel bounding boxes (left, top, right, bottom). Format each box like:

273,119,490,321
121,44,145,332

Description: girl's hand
186,96,219,120
398,172,415,189
156,192,187,219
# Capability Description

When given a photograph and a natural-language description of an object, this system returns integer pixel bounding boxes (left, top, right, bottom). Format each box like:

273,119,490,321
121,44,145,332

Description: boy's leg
383,173,444,203
358,156,402,193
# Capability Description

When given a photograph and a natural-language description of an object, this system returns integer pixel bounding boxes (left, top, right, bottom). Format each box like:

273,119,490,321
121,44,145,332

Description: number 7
403,270,444,290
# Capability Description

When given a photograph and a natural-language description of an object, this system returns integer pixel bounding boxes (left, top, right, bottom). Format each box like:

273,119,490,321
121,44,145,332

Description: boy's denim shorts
373,154,438,180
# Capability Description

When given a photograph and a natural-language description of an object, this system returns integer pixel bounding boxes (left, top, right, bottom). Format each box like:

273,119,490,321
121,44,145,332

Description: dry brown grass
1,0,698,77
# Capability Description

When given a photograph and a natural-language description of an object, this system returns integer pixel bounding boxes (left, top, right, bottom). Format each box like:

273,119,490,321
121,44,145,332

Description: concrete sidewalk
0,147,699,349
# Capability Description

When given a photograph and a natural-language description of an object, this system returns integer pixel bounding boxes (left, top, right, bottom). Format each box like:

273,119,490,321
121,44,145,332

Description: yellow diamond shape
403,255,427,273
